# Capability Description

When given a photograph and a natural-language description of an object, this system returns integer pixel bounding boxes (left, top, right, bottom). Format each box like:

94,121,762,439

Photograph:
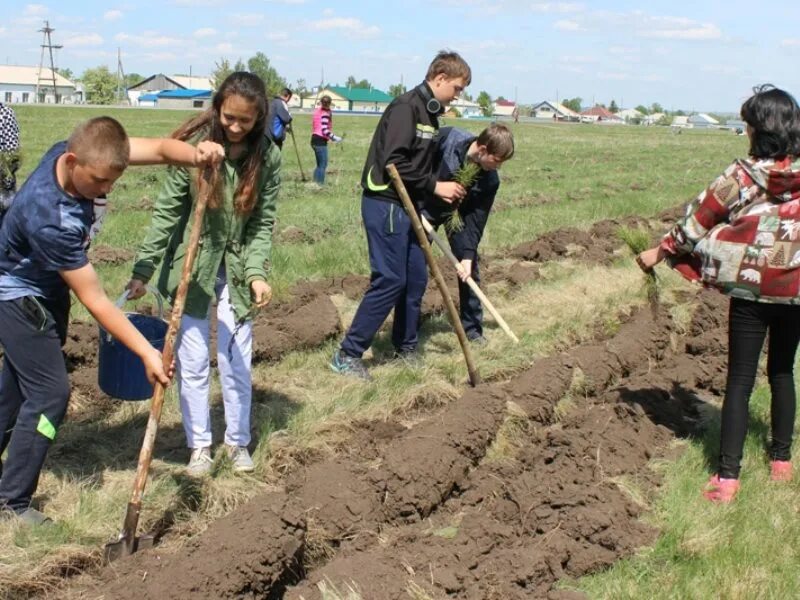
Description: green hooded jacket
132,140,280,320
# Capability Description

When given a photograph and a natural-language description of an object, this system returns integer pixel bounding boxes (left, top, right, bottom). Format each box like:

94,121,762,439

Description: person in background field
269,87,293,149
127,71,281,477
422,123,515,345
0,116,223,525
637,84,800,503
0,102,21,222
330,50,471,380
310,95,342,185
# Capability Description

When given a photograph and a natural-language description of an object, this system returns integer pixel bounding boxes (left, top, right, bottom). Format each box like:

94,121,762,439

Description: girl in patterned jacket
638,84,800,502
0,102,20,220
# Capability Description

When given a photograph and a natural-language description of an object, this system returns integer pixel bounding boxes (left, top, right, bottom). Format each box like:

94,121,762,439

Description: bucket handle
105,285,166,343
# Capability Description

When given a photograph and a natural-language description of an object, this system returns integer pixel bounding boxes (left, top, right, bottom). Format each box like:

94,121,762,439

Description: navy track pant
0,296,70,512
340,195,428,358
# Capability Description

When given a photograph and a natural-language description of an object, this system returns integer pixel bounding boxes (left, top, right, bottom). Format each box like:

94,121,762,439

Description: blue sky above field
3,0,800,112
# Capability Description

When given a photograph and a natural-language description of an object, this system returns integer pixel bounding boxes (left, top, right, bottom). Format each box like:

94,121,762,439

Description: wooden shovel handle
420,216,519,344
126,169,212,514
386,164,480,386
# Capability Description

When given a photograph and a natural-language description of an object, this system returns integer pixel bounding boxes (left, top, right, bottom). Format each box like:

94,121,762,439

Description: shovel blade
103,532,155,563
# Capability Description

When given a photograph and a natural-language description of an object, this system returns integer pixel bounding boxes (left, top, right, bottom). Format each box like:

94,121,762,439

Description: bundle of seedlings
617,225,660,317
444,160,481,234
0,149,20,180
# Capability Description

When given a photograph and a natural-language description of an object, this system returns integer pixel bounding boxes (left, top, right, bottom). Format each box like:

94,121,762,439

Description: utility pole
116,47,128,105
35,20,62,104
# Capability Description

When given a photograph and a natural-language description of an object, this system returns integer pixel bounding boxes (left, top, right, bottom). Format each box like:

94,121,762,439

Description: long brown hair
172,71,268,213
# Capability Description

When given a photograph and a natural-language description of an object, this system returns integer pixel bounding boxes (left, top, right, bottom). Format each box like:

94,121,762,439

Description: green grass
12,105,744,316
2,105,769,595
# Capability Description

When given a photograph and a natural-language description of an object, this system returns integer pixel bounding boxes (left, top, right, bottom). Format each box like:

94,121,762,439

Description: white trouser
176,269,253,449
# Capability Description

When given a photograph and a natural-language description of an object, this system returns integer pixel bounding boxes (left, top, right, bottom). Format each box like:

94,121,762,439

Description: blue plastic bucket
98,287,168,401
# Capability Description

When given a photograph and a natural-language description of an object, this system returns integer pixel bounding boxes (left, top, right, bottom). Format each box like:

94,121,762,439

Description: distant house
688,113,720,129
616,108,644,123
0,65,79,104
449,97,482,118
580,106,624,123
136,93,159,108
492,99,517,118
127,73,213,105
531,100,580,121
724,118,747,133
671,115,692,128
308,86,394,112
642,112,665,126
155,89,213,110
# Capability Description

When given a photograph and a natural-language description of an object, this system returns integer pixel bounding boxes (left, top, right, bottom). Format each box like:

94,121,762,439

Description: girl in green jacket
126,71,280,475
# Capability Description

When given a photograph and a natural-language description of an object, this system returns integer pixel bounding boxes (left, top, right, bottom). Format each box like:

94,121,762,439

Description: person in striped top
309,95,341,184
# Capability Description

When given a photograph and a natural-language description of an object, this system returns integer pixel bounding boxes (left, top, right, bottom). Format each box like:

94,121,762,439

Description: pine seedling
0,150,20,181
617,225,660,317
444,160,481,234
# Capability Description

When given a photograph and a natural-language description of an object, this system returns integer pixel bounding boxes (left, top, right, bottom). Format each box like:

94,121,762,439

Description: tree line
59,58,711,122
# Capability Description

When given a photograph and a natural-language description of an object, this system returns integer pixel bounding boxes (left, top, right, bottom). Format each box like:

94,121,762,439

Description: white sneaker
186,447,213,476
225,444,255,473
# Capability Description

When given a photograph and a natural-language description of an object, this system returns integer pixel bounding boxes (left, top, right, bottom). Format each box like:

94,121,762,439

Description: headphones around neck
419,83,443,115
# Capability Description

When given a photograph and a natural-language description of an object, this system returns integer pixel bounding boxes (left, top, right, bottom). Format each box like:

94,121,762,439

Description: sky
3,0,800,113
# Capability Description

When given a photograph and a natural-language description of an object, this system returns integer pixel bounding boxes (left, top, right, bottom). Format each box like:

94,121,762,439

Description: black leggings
718,297,800,479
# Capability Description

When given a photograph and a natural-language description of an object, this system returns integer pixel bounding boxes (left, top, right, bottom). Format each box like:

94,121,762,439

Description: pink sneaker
770,460,792,482
702,474,740,503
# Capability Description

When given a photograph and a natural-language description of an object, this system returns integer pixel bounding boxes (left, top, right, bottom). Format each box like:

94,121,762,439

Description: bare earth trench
54,209,728,599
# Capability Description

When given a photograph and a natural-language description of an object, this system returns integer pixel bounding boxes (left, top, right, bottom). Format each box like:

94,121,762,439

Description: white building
642,112,665,126
616,108,644,123
0,65,79,104
127,73,213,105
449,97,482,118
531,101,580,121
689,113,720,129
672,115,692,128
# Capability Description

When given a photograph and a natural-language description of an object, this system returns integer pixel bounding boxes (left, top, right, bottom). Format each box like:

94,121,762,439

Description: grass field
4,104,798,599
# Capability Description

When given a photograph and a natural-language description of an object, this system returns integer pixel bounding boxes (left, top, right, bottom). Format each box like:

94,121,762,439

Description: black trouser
447,236,483,338
718,297,800,479
0,296,70,513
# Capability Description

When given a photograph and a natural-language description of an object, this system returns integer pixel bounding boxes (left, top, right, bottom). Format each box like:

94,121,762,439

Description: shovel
289,127,308,182
386,164,480,386
104,169,212,562
419,215,519,344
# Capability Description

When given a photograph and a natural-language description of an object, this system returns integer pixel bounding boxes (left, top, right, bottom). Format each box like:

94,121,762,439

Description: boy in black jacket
424,123,515,344
331,50,471,380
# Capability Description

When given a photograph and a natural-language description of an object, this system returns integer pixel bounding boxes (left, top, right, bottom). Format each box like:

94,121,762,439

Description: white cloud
229,13,265,26
530,2,583,13
65,33,104,47
551,10,721,41
171,0,230,5
104,10,123,21
639,17,721,40
265,32,289,42
554,19,584,32
309,17,380,38
598,71,629,81
139,51,178,61
558,54,599,64
322,8,335,16
24,4,48,16
781,39,800,48
216,42,234,53
115,31,183,47
193,27,217,38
